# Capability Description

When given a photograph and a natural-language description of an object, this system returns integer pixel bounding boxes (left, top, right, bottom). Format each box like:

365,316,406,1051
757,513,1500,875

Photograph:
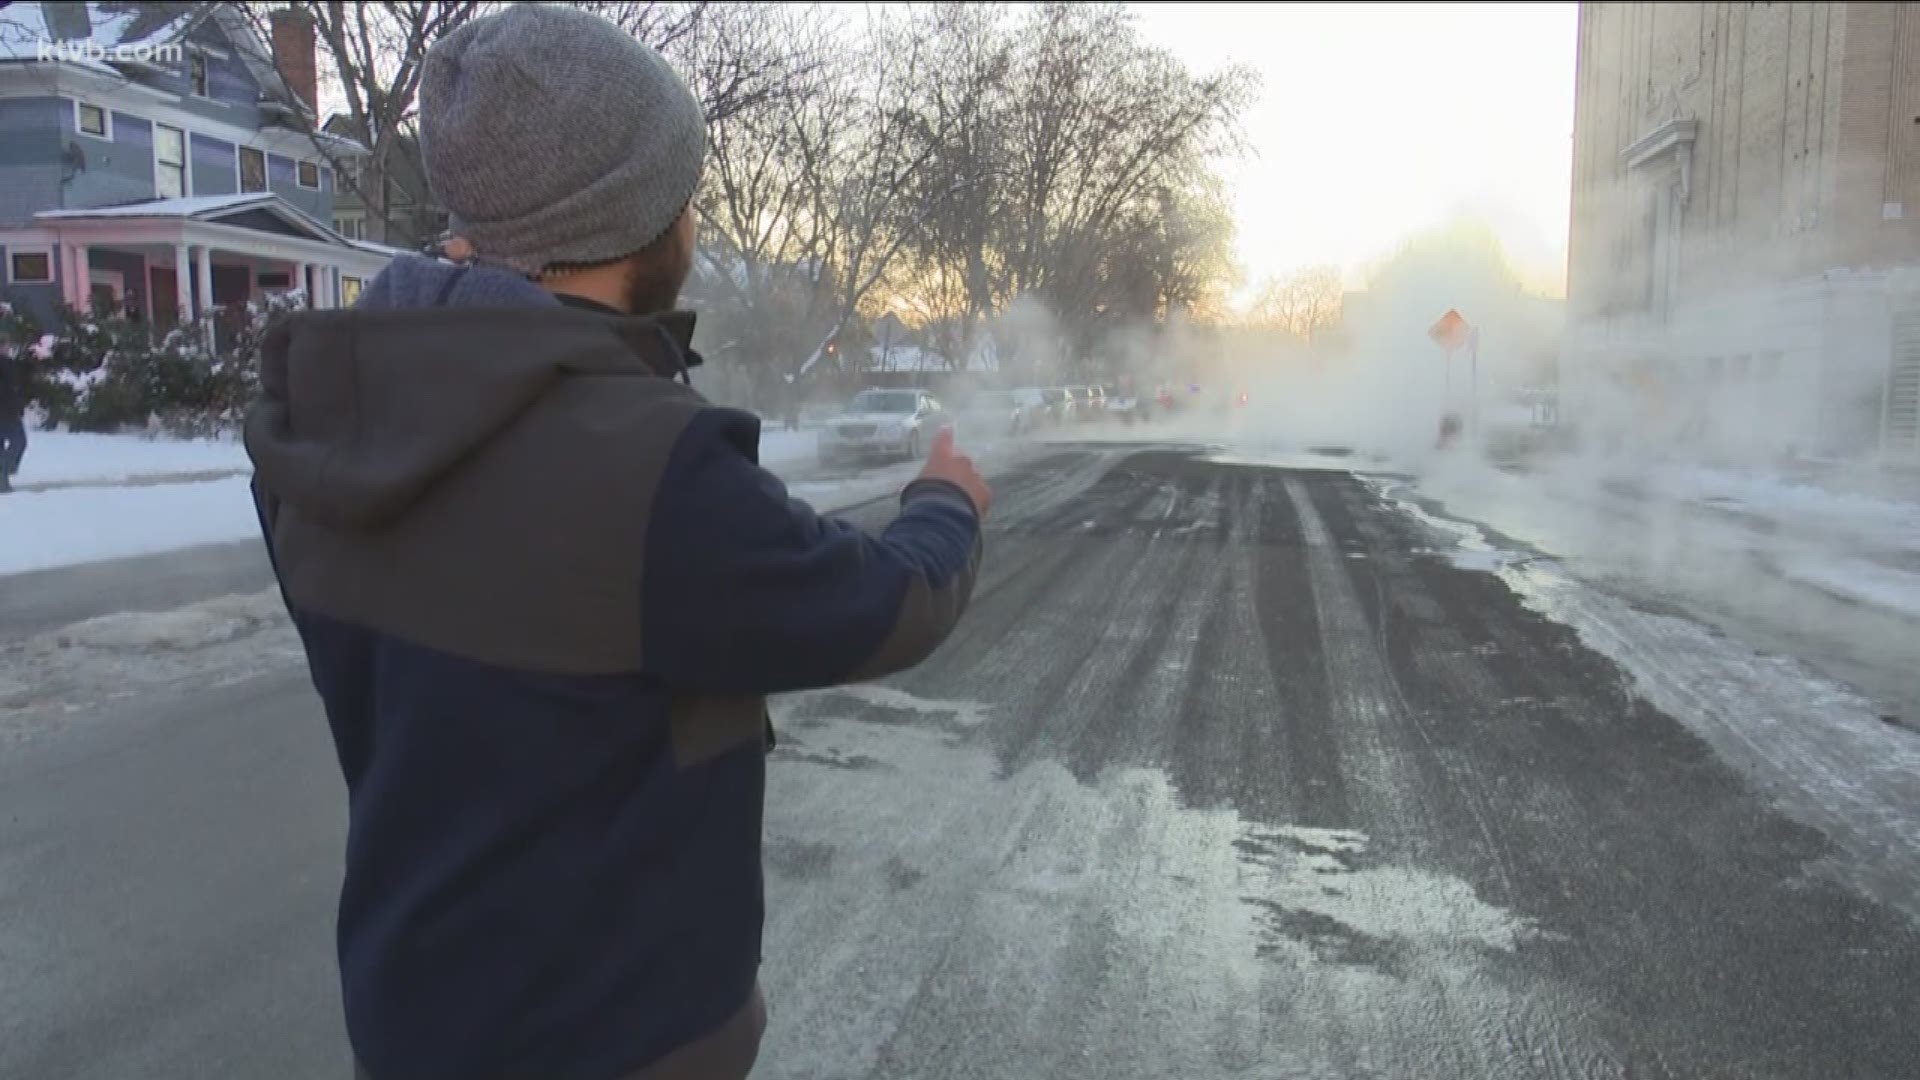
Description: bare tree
239,2,484,246
1253,265,1345,343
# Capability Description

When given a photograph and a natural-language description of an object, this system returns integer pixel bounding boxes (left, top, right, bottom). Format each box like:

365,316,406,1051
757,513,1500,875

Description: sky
1128,2,1579,298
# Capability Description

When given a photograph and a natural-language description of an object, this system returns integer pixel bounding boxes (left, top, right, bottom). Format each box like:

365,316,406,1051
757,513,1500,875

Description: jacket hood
245,254,698,531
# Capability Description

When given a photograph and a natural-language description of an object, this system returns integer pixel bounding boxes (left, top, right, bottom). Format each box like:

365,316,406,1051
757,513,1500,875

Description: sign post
1428,309,1475,447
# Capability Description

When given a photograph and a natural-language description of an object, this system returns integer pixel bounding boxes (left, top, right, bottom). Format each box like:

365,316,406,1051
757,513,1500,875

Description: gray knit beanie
418,3,706,275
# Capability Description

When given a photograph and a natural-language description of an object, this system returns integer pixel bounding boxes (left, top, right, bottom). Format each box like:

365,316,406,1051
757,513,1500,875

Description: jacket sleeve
639,408,983,695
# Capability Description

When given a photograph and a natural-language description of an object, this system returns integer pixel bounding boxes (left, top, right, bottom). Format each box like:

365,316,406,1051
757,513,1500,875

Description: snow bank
1780,556,1920,622
1647,465,1920,540
0,476,260,576
13,430,251,486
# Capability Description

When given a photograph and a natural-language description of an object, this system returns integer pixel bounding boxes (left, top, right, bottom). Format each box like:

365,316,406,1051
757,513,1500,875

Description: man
243,7,990,1079
0,343,25,493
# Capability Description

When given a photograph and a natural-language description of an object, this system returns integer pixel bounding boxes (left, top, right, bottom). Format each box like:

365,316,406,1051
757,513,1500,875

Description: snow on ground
758,426,818,469
1780,555,1920,621
1642,463,1920,544
12,430,251,486
0,476,261,577
1368,478,1920,923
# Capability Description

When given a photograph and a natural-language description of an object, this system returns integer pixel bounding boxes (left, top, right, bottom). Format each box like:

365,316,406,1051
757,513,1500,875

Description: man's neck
552,293,626,317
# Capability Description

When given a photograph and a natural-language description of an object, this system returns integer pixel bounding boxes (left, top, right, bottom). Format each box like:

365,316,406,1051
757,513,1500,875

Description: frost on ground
11,429,252,486
0,589,301,742
1372,478,1920,924
0,475,262,576
758,687,1600,1080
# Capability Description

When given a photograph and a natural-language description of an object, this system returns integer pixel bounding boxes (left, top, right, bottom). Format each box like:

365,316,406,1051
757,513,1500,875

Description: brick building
1566,2,1920,460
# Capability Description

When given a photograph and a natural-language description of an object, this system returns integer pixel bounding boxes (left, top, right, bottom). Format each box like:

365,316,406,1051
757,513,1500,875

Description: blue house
0,2,395,330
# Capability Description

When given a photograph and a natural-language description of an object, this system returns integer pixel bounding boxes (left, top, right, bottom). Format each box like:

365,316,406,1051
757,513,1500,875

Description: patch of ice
0,590,300,733
24,591,287,654
830,684,994,728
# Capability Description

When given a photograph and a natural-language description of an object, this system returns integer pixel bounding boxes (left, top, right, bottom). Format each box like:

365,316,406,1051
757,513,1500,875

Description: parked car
1013,387,1055,428
1066,385,1099,421
957,389,1034,438
1107,392,1149,424
1025,387,1073,426
819,388,950,465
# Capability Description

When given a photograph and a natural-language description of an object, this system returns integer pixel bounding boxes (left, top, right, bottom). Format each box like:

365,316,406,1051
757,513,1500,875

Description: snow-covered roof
38,191,286,220
0,2,205,70
0,3,332,137
37,192,359,249
347,238,414,258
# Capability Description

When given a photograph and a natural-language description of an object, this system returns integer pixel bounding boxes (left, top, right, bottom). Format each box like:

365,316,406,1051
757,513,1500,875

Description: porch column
297,263,312,307
173,243,192,323
194,244,214,343
312,264,330,309
325,266,340,309
72,243,91,307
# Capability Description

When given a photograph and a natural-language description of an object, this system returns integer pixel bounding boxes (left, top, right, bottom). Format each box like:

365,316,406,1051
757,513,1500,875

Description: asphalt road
2,446,1917,1079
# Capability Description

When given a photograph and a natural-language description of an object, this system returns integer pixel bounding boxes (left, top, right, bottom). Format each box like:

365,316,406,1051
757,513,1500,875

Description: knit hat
418,4,706,276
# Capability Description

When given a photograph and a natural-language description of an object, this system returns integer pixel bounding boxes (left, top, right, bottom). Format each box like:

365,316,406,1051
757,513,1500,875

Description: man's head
418,4,705,314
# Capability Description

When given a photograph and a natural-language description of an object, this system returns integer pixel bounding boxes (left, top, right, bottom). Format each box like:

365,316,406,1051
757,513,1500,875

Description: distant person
0,346,25,493
243,7,990,1079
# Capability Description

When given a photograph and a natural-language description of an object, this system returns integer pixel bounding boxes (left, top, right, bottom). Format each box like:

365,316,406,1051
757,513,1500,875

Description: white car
956,389,1037,439
819,388,950,466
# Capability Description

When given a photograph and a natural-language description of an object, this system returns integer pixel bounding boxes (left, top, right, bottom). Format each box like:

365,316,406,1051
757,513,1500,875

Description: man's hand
917,426,992,519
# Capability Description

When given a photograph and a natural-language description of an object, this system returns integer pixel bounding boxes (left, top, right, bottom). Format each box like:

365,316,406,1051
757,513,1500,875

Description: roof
38,191,290,220
0,2,207,70
36,191,356,247
347,238,414,259
0,3,330,132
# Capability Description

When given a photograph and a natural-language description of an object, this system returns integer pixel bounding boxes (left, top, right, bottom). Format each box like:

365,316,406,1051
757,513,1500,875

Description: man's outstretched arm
639,409,991,695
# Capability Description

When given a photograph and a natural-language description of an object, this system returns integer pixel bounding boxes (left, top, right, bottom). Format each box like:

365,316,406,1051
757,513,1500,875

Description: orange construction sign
1429,309,1473,353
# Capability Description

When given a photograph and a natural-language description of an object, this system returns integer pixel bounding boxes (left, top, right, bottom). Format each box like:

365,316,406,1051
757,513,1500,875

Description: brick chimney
268,7,318,115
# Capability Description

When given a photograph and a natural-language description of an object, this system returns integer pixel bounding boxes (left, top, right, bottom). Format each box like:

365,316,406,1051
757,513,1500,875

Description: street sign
1429,309,1472,354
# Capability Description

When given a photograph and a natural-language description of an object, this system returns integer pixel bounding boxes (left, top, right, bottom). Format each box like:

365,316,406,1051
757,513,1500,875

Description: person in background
244,7,991,1079
0,344,26,493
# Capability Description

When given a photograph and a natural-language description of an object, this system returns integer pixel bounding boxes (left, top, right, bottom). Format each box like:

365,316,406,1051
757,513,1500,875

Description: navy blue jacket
244,256,982,1079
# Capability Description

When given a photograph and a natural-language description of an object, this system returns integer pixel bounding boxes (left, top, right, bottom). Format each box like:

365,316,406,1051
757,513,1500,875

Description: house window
333,216,364,240
297,160,320,189
8,250,52,283
155,123,188,198
239,146,267,193
189,52,209,97
340,276,363,306
75,101,110,139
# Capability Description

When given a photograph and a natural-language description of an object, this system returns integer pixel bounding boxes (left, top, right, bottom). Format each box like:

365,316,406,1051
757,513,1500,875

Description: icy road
2,447,1917,1079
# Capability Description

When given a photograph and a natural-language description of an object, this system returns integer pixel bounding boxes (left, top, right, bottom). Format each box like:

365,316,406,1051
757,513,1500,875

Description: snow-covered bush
0,293,305,436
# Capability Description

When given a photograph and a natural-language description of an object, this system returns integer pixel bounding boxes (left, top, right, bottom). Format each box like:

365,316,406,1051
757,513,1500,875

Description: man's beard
624,257,689,315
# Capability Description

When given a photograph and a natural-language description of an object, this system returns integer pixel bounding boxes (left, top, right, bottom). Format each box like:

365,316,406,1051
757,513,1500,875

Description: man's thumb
929,425,955,459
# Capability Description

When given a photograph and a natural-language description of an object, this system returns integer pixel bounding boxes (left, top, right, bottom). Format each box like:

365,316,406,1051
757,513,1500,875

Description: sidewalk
1636,461,1920,624
1410,448,1920,726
